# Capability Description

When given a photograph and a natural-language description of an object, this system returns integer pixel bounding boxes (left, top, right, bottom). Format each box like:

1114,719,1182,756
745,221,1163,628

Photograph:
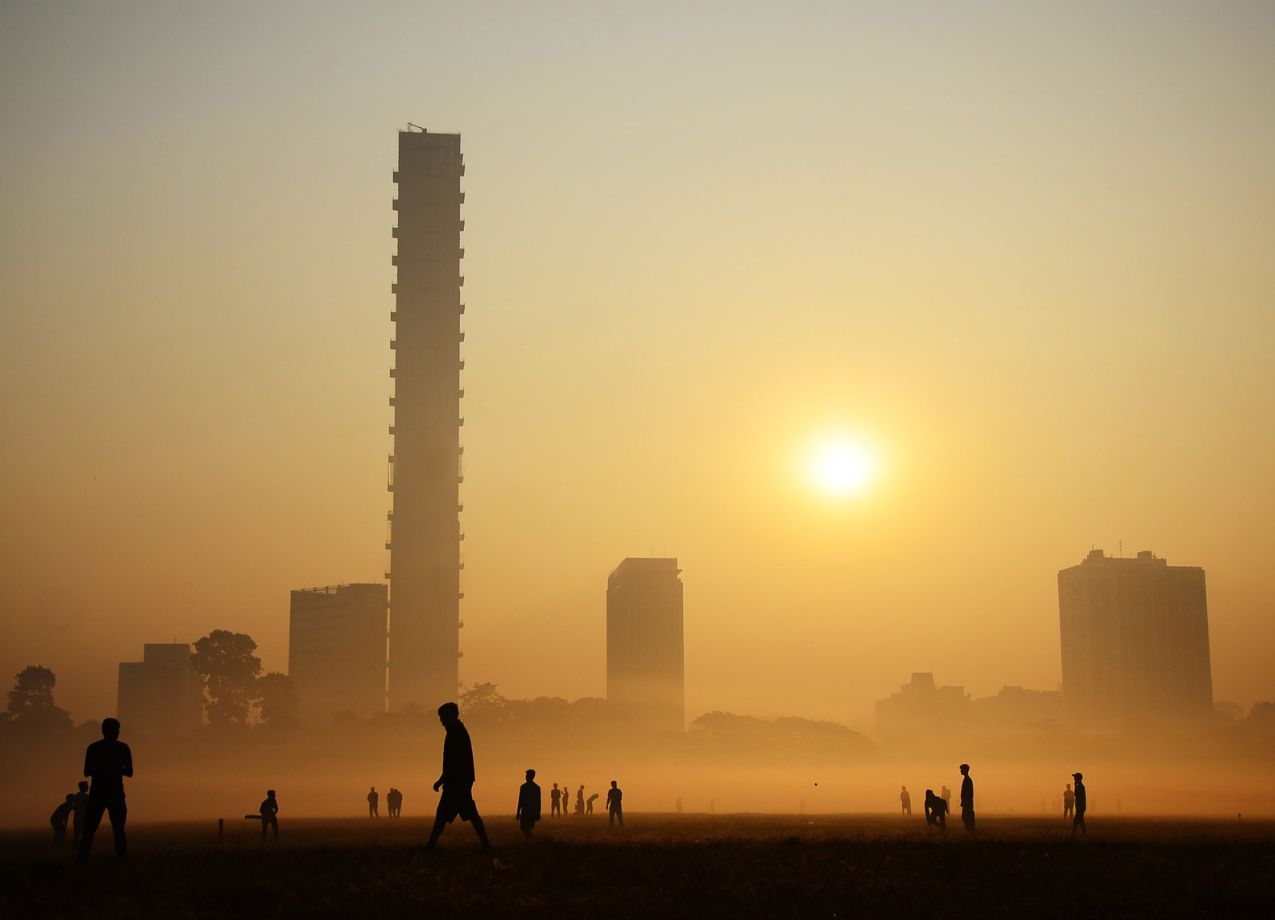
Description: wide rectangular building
606,557,685,733
117,643,203,737
1058,549,1213,721
289,583,388,725
387,127,465,711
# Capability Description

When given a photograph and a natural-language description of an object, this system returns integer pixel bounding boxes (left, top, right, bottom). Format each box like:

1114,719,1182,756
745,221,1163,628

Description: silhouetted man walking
516,769,541,837
606,780,623,827
424,701,491,850
959,763,975,831
900,785,911,815
1071,772,1086,834
78,717,133,862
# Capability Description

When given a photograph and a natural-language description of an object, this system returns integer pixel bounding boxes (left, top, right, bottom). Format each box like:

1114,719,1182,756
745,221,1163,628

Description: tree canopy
191,630,262,726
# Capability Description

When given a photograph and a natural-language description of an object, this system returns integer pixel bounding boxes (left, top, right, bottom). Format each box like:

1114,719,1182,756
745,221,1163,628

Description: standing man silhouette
958,763,975,831
259,789,279,841
71,781,89,847
1071,772,1087,834
575,785,585,816
367,786,379,817
1063,783,1075,819
516,769,541,837
550,783,561,816
606,780,624,827
900,785,912,815
77,717,133,862
423,701,491,850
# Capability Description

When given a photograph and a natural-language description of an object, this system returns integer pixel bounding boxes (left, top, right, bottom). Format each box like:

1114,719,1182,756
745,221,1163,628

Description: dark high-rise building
117,643,203,736
1058,549,1213,721
387,127,465,711
289,583,388,725
606,557,685,732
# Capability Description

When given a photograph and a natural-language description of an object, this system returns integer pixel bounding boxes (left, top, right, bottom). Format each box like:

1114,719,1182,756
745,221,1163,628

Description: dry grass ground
2,814,1272,918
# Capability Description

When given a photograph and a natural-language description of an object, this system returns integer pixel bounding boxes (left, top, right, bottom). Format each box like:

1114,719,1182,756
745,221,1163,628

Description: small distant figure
959,763,975,831
550,783,561,816
423,701,491,850
387,787,403,818
587,792,599,815
259,789,279,841
51,794,75,846
1063,783,1075,819
77,718,133,862
940,785,952,810
606,780,624,828
923,789,947,830
900,785,912,816
368,786,379,818
516,769,541,837
575,785,585,816
676,796,683,814
1071,772,1086,835
71,781,89,847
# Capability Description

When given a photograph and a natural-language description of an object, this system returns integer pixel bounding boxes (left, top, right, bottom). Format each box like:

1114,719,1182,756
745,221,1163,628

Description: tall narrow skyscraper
387,127,465,711
607,557,685,732
1058,549,1213,721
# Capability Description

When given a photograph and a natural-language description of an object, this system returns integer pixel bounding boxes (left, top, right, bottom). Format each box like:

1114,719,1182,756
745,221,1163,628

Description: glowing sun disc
808,440,877,497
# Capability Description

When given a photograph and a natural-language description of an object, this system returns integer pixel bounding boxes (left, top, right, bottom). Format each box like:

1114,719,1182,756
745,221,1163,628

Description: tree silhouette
255,671,299,731
191,631,262,726
5,665,72,732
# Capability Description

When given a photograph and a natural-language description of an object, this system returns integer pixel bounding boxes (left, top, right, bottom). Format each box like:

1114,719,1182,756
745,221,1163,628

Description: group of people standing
900,764,1087,834
518,775,623,836
366,786,404,818
546,782,608,819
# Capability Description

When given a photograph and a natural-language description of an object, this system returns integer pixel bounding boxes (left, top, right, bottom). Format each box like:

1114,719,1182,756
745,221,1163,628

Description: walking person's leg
107,798,127,860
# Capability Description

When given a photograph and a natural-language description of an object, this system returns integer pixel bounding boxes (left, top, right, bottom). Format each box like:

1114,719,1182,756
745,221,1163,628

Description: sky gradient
2,0,1273,725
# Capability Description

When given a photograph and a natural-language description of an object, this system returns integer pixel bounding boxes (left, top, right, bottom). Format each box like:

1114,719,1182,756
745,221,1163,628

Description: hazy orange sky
2,1,1273,726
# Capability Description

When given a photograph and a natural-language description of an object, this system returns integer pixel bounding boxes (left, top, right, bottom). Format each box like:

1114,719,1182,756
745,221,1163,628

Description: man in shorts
423,701,491,850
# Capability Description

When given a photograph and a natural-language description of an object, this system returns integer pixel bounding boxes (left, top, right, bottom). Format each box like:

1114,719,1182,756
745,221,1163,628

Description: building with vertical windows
117,643,203,737
289,583,387,724
1058,549,1213,721
387,127,466,711
606,557,685,732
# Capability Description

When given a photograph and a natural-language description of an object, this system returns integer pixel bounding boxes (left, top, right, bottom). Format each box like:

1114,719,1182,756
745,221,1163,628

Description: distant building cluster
875,672,1062,742
109,132,1215,741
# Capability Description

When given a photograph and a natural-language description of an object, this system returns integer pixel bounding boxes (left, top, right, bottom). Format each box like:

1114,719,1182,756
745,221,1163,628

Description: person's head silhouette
959,763,969,776
526,769,536,781
1072,771,1083,782
437,701,460,727
611,780,618,788
101,717,121,740
267,789,276,799
65,793,75,803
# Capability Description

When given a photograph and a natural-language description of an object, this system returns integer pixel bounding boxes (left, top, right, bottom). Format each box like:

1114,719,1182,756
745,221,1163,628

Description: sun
807,438,878,498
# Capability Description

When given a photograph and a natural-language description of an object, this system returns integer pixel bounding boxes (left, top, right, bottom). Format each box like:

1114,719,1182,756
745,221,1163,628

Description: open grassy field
2,814,1272,918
